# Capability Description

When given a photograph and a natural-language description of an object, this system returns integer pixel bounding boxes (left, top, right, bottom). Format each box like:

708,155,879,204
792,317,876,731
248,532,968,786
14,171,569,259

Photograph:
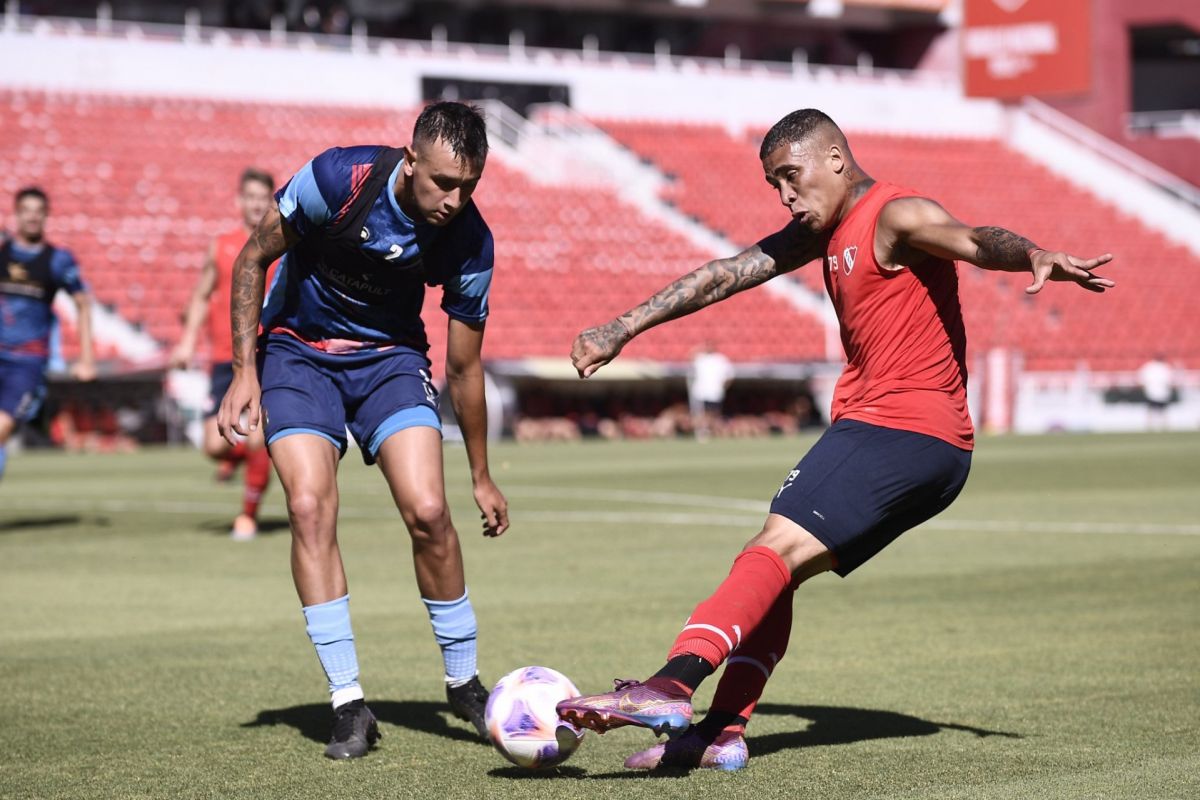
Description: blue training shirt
265,145,494,354
0,239,86,363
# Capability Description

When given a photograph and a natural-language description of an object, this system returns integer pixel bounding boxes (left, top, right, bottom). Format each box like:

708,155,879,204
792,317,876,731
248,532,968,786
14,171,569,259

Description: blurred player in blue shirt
0,187,96,482
217,103,508,759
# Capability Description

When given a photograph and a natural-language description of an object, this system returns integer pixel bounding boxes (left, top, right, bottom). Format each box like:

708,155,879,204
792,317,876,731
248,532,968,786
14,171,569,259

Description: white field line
2,490,1199,536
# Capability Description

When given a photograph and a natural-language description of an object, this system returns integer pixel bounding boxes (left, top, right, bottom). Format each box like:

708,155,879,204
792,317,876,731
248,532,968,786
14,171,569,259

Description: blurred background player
688,340,733,440
170,168,277,540
218,102,510,759
0,187,96,483
1138,353,1174,431
558,109,1115,772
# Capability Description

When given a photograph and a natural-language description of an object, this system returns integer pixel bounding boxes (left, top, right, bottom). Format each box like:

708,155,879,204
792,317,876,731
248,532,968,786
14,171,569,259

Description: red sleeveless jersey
207,227,277,363
823,182,973,450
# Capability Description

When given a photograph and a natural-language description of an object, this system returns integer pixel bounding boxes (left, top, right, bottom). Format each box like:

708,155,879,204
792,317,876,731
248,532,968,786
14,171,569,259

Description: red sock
708,585,794,726
242,447,272,518
667,546,792,670
225,442,248,464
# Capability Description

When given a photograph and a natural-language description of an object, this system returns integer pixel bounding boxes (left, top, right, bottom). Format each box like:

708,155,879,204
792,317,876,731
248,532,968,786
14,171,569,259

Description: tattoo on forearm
618,247,781,337
229,224,282,369
229,257,264,370
974,226,1039,270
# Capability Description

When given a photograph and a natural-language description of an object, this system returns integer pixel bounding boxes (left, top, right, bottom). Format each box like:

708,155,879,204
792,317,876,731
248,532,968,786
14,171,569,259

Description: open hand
1027,250,1115,295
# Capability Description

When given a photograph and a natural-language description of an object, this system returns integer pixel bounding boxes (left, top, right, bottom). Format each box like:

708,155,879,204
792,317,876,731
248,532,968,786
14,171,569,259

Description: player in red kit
557,109,1114,771
170,168,277,540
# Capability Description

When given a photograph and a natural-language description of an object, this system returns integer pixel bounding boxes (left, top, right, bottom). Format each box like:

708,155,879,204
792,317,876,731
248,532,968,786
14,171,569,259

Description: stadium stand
599,119,1199,371
1,88,1193,373
0,90,826,370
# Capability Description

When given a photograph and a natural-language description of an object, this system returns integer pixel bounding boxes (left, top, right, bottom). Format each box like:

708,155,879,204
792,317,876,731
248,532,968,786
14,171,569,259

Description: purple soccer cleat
555,679,692,737
623,727,749,771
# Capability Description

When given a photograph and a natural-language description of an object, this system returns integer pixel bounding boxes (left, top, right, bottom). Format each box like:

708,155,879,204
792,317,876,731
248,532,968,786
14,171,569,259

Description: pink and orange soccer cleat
623,726,749,771
555,678,692,737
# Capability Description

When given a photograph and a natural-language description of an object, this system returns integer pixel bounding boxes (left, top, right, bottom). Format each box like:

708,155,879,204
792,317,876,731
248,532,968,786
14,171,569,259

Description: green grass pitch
1,432,1198,799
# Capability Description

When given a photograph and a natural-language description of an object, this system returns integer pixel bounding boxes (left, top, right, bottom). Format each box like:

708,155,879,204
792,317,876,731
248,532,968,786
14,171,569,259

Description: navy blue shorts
258,334,441,465
0,357,47,425
769,419,971,577
206,361,234,418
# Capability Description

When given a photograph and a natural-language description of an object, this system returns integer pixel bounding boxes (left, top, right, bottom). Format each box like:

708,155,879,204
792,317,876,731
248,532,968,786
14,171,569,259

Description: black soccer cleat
446,676,489,739
324,699,380,760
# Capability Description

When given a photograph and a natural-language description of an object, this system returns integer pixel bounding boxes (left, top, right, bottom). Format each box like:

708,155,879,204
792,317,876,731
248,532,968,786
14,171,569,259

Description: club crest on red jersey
843,245,857,275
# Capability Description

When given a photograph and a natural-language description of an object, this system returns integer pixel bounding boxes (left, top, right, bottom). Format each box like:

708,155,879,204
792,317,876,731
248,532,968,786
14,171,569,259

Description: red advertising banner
963,0,1092,99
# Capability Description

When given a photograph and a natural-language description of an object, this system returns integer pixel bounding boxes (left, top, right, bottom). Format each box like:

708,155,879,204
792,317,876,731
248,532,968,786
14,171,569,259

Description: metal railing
1127,109,1200,140
1023,98,1200,209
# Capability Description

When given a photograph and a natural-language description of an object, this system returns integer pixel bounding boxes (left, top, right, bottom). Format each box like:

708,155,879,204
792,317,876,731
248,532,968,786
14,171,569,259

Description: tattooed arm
217,204,297,443
878,196,1114,296
571,221,823,378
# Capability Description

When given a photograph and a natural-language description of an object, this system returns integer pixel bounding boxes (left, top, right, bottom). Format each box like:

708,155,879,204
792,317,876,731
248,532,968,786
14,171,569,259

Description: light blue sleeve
51,248,86,294
432,206,494,323
275,160,333,236
441,264,492,323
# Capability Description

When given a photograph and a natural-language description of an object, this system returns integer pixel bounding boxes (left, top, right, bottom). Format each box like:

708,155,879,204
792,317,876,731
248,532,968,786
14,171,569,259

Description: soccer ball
485,666,585,769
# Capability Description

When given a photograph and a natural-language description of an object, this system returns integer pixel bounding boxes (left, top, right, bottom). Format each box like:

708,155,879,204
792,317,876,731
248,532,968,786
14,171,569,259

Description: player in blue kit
1,187,96,482
217,103,509,760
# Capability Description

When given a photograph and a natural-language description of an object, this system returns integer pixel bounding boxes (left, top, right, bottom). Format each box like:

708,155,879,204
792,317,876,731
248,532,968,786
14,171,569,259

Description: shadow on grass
0,514,92,532
243,700,490,746
748,703,1021,756
490,704,1022,781
198,517,291,536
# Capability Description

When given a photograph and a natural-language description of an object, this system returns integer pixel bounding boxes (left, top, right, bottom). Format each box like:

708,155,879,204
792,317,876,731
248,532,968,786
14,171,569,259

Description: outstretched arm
169,240,218,368
216,204,296,443
880,197,1114,295
446,317,509,537
571,221,823,378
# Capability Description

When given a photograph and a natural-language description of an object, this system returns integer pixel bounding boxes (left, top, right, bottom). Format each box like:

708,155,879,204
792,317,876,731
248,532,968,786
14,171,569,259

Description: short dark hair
15,186,48,210
758,109,840,160
239,167,275,192
413,102,488,167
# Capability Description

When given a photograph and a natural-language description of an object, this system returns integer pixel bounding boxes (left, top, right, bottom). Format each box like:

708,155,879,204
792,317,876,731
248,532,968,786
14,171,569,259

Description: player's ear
828,144,845,175
402,147,416,177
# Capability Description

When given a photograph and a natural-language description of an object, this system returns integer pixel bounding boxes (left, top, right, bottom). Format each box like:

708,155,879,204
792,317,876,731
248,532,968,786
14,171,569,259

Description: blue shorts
769,419,971,577
258,334,441,465
0,357,47,425
206,361,234,418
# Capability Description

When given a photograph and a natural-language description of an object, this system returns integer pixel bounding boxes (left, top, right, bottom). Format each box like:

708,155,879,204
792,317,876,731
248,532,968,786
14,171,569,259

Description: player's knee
403,496,451,537
286,488,335,532
747,517,833,578
202,437,227,459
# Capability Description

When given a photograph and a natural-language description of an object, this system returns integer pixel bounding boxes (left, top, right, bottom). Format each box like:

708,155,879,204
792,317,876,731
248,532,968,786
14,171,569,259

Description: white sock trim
681,623,734,652
445,672,478,689
331,685,364,709
727,656,772,680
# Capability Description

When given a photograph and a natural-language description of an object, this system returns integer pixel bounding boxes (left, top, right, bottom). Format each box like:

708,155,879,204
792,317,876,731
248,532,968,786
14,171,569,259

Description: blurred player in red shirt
558,109,1114,771
170,168,276,540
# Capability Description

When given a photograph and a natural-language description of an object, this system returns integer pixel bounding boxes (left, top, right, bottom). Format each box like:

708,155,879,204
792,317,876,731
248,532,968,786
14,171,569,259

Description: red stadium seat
596,118,1197,370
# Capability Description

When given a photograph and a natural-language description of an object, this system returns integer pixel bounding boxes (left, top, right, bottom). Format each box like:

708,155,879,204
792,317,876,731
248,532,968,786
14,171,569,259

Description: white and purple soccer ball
485,666,585,769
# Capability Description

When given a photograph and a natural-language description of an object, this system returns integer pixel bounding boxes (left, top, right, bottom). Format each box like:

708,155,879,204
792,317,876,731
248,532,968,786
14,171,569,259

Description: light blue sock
0,445,6,481
423,591,478,687
302,594,363,708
